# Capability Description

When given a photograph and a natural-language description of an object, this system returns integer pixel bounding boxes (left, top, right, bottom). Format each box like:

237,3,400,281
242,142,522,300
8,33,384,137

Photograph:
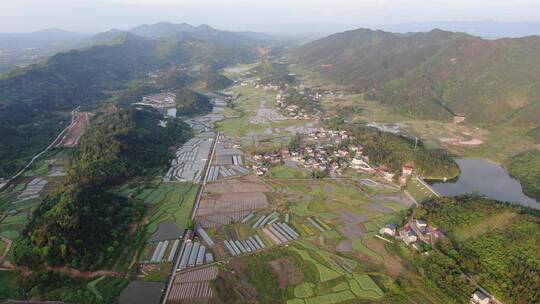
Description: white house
471,290,490,304
379,224,397,237
415,219,428,228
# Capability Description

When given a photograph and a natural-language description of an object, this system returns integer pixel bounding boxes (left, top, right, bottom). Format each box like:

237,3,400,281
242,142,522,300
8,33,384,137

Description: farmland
188,68,470,304
119,182,199,233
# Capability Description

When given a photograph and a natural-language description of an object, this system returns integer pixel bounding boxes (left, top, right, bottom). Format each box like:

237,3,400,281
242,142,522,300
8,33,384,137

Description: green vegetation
508,150,540,200
294,283,315,298
0,271,16,300
351,239,383,262
242,249,294,303
304,290,356,304
86,276,106,302
13,108,191,271
294,28,540,126
12,270,127,304
268,166,309,179
416,196,540,303
406,178,436,203
174,87,212,116
347,126,459,179
0,27,255,178
251,62,296,87
124,182,199,232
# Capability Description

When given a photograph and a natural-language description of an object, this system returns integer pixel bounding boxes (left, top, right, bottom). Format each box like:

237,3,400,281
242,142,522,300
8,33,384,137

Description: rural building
415,219,428,228
402,165,414,176
400,229,418,245
379,224,397,237
470,289,491,304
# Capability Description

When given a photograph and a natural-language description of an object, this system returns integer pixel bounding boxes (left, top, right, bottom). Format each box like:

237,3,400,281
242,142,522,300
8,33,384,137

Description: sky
1,0,540,34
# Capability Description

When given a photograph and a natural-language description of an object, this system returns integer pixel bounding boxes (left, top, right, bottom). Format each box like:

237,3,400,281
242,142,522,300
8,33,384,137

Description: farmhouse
470,289,491,304
402,165,414,176
400,229,418,245
379,224,397,237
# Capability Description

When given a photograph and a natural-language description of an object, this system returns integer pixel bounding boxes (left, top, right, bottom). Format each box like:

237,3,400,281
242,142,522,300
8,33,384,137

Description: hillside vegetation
415,196,540,304
347,125,459,179
13,107,191,271
174,87,212,116
0,27,254,178
292,28,540,126
508,150,540,200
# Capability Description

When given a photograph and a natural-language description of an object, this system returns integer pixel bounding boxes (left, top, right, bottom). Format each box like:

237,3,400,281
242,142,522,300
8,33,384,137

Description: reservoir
429,158,540,210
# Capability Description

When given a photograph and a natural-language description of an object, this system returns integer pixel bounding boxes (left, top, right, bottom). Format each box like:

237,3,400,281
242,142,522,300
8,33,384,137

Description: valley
0,21,538,304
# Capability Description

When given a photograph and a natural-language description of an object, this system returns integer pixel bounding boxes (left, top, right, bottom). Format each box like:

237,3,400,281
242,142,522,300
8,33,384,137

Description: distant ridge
128,22,275,46
292,27,540,125
376,20,540,39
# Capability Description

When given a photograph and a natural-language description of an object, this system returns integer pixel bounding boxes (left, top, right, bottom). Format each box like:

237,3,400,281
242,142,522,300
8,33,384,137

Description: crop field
195,176,270,227
167,266,219,302
268,166,309,180
0,212,28,239
120,182,199,233
216,237,384,303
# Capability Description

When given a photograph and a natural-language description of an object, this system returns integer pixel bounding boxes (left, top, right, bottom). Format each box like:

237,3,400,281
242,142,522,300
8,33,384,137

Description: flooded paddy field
195,175,270,227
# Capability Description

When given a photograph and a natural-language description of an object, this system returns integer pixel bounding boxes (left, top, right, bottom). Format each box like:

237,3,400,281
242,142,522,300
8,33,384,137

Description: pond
429,158,540,209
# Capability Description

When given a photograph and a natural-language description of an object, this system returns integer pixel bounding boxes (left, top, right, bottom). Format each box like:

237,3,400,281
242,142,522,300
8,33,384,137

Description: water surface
429,158,540,209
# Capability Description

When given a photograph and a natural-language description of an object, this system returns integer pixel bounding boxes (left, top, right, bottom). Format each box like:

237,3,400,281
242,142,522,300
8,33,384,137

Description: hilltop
0,24,260,178
291,28,540,126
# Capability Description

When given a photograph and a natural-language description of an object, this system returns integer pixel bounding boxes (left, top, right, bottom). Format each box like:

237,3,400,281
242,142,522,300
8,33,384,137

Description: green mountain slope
292,28,540,125
0,31,253,178
13,107,191,270
129,22,272,46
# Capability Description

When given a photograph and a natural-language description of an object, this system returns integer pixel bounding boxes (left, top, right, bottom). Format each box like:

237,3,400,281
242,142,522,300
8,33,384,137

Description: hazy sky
1,0,540,34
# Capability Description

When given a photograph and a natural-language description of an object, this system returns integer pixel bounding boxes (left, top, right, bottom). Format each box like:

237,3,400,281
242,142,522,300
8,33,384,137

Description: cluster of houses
401,218,445,250
376,218,445,252
136,92,176,109
251,129,364,176
379,220,496,304
275,92,322,120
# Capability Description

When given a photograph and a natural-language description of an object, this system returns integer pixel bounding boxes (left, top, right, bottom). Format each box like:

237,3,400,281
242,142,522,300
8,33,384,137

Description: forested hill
291,28,540,125
414,196,540,304
0,29,254,178
13,107,191,271
129,22,272,46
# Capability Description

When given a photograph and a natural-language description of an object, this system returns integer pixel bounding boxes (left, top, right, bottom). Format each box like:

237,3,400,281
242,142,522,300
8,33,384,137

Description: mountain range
0,23,269,178
291,28,540,126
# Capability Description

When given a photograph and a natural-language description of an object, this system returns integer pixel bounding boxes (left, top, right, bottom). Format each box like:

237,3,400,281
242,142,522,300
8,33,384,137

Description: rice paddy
122,182,199,232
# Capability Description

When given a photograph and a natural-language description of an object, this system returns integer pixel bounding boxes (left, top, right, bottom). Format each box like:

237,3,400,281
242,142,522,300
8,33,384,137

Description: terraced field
120,182,199,232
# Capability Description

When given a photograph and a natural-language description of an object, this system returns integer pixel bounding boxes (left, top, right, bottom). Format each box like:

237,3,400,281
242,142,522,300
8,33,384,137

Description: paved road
0,107,80,192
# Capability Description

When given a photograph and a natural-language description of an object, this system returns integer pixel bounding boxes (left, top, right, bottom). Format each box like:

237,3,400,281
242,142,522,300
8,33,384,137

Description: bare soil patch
56,111,94,148
362,238,402,277
268,257,304,288
337,210,368,239
336,240,354,253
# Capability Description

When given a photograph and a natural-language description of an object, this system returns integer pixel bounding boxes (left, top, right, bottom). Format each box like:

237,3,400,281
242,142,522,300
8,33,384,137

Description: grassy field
268,166,309,180
0,239,7,255
0,271,16,300
120,182,199,233
0,212,28,240
406,179,436,203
